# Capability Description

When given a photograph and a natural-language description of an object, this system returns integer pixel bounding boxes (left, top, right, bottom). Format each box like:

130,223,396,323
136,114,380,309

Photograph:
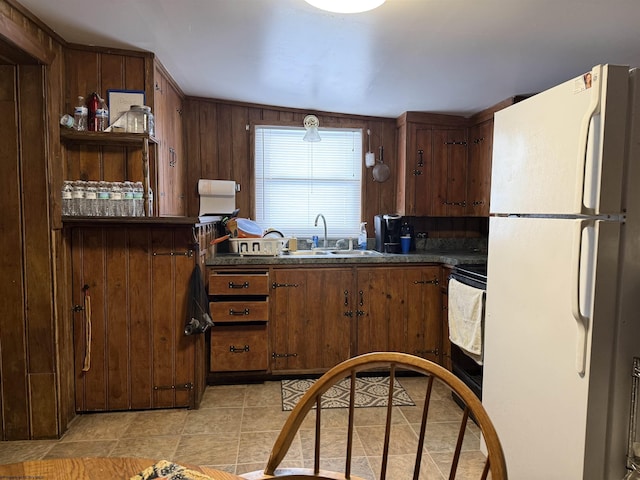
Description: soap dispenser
358,222,367,250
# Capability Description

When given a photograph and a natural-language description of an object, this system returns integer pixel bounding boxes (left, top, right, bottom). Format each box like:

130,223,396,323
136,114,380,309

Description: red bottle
87,92,100,131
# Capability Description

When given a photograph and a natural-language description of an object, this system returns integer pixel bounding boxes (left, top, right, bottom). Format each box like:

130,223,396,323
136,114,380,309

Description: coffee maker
374,214,402,253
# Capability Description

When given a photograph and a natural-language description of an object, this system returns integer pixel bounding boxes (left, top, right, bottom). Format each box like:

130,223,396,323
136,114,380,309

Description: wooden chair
241,352,507,480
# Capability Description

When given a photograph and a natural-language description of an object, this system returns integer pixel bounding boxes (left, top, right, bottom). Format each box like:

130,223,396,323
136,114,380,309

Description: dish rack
229,238,287,256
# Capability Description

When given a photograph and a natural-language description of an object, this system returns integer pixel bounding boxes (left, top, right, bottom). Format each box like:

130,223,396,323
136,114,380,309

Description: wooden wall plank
19,65,56,378
28,373,57,438
0,64,30,440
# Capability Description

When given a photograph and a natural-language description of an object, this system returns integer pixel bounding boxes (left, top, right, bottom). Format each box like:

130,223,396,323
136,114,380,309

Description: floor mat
281,376,415,411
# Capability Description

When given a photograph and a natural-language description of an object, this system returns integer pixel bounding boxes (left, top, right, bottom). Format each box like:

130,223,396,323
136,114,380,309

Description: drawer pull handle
228,281,249,289
272,282,299,289
272,352,298,358
230,345,250,353
229,308,250,316
414,277,440,285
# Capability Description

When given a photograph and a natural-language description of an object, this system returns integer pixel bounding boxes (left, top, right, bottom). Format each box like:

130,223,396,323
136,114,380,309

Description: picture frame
107,89,145,126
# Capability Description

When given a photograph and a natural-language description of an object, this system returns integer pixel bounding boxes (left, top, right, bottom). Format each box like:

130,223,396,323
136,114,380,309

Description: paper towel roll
198,179,236,196
198,179,236,216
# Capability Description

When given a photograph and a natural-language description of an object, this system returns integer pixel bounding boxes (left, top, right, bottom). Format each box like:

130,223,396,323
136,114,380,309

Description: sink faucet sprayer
314,213,328,248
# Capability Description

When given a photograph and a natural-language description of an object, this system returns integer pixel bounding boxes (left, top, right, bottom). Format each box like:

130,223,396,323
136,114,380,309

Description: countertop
206,248,487,267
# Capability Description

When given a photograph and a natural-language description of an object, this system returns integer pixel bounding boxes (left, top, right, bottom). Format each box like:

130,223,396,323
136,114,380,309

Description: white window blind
255,126,362,238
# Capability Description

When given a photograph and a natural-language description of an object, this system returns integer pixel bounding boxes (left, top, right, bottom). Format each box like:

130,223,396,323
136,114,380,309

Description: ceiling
16,0,640,118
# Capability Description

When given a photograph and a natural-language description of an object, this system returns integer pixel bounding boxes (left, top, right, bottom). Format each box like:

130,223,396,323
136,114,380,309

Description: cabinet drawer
209,273,269,295
210,300,269,322
210,325,268,372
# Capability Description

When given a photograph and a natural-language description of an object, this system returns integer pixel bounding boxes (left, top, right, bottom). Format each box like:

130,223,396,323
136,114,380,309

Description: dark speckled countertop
206,249,487,267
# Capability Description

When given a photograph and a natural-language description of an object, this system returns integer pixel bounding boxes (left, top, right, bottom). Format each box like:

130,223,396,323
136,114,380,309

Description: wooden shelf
62,215,219,227
60,130,158,147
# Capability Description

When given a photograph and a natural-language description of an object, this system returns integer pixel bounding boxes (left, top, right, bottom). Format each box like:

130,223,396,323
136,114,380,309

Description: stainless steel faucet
314,213,328,248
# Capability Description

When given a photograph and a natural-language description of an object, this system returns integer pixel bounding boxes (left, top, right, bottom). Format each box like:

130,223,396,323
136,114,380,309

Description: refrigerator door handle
574,65,602,215
571,219,591,376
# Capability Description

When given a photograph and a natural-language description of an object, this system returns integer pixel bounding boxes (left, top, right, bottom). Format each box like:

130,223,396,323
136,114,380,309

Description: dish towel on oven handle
448,278,485,365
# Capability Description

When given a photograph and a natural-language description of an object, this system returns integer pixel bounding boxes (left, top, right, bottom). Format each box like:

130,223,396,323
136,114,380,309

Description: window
254,126,362,238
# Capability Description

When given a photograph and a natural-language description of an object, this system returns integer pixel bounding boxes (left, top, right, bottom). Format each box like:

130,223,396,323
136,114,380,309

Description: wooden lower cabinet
70,224,206,412
210,324,268,371
271,268,352,372
207,263,446,378
356,266,441,363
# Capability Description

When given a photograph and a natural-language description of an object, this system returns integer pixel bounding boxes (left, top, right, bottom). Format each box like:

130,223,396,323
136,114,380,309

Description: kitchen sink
330,249,383,256
282,249,383,257
286,250,333,256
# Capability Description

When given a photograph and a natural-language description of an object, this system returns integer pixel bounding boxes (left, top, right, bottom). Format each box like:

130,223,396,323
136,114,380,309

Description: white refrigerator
483,64,640,479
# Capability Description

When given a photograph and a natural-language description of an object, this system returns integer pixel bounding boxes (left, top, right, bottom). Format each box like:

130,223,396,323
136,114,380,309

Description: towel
448,278,485,365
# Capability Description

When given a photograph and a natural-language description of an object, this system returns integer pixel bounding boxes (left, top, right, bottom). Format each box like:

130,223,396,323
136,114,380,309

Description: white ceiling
17,0,640,118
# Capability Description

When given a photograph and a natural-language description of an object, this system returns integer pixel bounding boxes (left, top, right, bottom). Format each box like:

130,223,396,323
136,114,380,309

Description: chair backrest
241,352,507,480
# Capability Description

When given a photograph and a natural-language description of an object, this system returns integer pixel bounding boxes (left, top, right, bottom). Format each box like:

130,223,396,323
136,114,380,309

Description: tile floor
0,377,489,479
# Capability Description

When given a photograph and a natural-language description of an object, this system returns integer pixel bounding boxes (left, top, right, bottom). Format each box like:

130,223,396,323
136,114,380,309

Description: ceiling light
303,115,321,142
304,0,386,14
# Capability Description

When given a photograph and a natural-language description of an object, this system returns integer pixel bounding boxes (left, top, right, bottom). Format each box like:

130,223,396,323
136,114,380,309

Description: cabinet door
271,268,352,372
467,120,493,216
355,267,406,354
72,226,200,412
432,128,468,216
405,266,442,364
440,266,453,370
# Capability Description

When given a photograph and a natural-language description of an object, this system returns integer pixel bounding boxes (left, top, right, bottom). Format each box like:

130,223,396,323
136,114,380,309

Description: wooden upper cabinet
466,119,493,216
432,128,468,217
396,113,470,217
153,61,186,217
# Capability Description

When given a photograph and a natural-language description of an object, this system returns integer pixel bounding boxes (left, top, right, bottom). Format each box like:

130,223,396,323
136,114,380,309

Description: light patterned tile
182,407,243,435
44,440,117,458
430,450,491,479
241,406,291,432
174,434,239,466
60,412,135,441
356,424,419,456
200,385,247,409
369,453,445,480
0,440,56,463
244,381,282,407
123,409,188,437
109,435,180,459
409,421,480,453
298,427,366,460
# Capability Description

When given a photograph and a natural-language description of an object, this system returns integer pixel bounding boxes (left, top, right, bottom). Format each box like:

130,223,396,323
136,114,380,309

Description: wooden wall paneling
0,64,30,440
19,65,58,438
151,228,177,408
72,228,106,411
183,99,200,216
105,229,130,410
28,373,57,439
199,102,219,180
216,104,233,179
128,227,153,409
231,105,250,216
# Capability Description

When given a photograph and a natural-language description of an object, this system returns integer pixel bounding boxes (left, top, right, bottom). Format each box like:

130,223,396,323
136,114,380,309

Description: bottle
84,181,98,216
87,92,100,131
122,181,134,217
133,181,144,216
73,96,88,131
61,180,73,216
97,181,110,216
71,180,85,216
60,114,74,129
358,222,367,250
95,108,108,132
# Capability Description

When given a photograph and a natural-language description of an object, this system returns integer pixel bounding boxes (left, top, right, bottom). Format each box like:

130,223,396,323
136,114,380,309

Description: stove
448,263,487,401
